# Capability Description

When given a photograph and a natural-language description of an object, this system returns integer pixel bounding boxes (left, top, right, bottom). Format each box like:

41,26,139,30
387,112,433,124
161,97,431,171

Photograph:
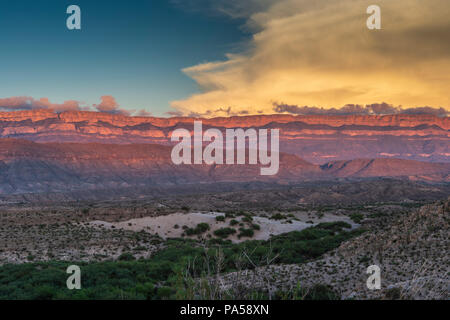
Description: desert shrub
358,255,371,264
207,238,232,246
274,283,339,300
349,213,364,224
215,216,225,222
213,228,236,239
185,223,210,236
238,228,254,239
33,285,57,300
385,287,402,300
0,222,364,300
303,284,339,300
316,221,351,231
156,286,174,299
251,223,260,231
229,219,239,226
118,253,135,261
271,213,286,220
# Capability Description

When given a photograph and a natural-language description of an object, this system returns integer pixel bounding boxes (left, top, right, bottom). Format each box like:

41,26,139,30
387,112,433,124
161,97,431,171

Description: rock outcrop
0,110,448,164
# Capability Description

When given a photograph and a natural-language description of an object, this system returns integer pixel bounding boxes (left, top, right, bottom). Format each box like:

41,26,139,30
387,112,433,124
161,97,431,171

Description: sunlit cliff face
170,0,450,117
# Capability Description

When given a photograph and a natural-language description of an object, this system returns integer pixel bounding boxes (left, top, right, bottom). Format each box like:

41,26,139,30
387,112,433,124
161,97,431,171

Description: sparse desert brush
349,213,364,224
185,223,210,236
213,228,236,239
251,223,260,231
238,228,254,239
215,216,225,222
271,213,286,220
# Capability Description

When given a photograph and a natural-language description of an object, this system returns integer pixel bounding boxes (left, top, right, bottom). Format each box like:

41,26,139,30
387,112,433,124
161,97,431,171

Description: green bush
156,286,174,299
349,213,364,224
213,228,236,239
238,228,254,239
316,221,352,231
385,287,402,300
185,223,210,236
0,222,365,300
271,213,286,220
118,253,135,261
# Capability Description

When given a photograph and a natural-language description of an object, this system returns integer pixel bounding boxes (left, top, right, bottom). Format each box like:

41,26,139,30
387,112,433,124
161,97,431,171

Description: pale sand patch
89,212,340,243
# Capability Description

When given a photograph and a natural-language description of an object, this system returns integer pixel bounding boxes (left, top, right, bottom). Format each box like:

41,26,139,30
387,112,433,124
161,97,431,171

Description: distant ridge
0,109,449,128
0,139,448,195
0,110,448,164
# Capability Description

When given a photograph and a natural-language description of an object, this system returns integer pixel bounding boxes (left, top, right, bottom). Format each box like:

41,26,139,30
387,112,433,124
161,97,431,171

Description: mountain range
0,110,449,164
0,138,448,195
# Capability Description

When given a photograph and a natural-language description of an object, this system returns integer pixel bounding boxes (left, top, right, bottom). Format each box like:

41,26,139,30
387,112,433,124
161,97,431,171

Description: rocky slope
0,139,321,194
0,110,448,163
218,198,450,300
0,139,448,195
322,159,450,181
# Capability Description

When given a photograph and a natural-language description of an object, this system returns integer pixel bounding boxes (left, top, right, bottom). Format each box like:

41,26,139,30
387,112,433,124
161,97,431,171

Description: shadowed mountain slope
0,139,448,195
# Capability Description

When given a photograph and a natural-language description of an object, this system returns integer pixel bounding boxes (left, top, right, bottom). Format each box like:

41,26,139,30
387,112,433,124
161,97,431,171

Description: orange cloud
171,0,450,116
0,96,150,117
93,95,130,115
0,96,82,112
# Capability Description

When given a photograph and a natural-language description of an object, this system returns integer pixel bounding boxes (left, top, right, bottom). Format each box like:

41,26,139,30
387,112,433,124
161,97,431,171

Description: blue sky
0,0,247,116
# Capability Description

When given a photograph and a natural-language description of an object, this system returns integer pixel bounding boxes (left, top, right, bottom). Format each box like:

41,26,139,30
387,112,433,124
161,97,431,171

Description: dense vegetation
0,222,364,300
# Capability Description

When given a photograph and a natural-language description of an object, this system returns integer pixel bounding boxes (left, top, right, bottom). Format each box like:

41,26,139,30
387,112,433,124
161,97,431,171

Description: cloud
0,96,152,117
167,106,253,118
93,96,119,113
165,110,184,117
171,0,450,116
400,106,449,117
135,109,153,117
273,102,449,117
93,95,131,116
0,96,83,112
171,0,276,21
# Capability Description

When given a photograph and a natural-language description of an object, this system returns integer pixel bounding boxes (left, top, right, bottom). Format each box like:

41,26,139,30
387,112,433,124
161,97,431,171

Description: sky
0,0,449,117
0,0,247,116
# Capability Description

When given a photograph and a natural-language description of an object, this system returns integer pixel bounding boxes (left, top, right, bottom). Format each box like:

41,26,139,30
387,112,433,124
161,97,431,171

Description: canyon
0,138,448,196
0,110,448,198
0,110,448,301
0,110,448,164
